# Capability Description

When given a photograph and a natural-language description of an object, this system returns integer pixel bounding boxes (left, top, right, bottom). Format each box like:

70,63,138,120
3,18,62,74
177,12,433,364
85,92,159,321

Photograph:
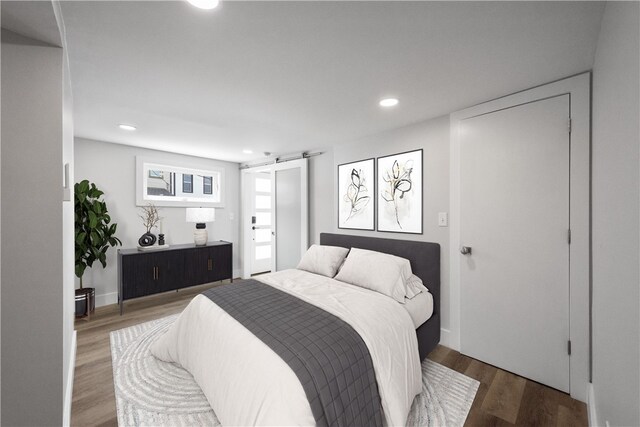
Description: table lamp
186,207,215,245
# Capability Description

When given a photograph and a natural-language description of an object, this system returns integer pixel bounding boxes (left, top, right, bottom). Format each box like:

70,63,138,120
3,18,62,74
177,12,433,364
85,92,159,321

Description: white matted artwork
377,149,423,234
338,158,375,230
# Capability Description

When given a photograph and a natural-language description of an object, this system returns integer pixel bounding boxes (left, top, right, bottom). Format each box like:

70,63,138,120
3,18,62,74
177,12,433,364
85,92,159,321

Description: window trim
136,156,225,207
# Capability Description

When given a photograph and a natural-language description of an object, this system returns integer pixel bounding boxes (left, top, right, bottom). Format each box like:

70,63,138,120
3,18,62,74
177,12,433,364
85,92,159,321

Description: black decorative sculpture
138,232,157,247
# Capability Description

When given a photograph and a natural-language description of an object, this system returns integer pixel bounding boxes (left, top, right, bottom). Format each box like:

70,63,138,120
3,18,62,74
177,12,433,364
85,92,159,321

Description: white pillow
334,248,411,303
405,274,429,299
297,244,350,278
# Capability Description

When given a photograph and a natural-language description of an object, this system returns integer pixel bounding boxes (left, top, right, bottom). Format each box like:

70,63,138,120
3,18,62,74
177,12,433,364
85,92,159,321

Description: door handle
460,246,472,255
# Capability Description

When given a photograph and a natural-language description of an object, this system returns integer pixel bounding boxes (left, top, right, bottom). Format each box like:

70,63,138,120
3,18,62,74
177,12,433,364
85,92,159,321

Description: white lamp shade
186,207,215,223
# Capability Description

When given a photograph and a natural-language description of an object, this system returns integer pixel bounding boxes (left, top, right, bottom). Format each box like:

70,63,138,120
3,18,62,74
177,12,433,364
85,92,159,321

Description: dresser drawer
118,241,233,314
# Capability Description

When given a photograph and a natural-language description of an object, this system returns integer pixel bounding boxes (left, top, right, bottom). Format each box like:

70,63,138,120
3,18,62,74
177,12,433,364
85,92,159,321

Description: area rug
110,315,479,426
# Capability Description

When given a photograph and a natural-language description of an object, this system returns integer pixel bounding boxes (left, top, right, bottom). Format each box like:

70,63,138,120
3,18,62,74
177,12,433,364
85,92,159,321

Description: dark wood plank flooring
71,283,587,426
427,346,588,426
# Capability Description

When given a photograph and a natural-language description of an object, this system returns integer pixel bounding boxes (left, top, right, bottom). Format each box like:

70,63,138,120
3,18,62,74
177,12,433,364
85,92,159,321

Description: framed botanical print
338,158,375,230
377,149,423,234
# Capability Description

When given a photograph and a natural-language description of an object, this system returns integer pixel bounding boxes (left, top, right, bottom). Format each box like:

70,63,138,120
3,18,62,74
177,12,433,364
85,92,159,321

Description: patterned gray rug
111,315,479,426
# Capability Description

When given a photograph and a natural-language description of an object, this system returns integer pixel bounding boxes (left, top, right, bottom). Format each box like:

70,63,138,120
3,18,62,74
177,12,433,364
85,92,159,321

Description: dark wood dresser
118,241,233,314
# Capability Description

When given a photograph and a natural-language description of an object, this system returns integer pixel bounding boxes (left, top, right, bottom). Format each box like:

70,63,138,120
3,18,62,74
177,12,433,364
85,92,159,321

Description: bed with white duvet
150,234,441,426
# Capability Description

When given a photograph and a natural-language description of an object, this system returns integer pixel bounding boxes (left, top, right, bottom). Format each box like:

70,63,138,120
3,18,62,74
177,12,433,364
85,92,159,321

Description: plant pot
75,288,95,318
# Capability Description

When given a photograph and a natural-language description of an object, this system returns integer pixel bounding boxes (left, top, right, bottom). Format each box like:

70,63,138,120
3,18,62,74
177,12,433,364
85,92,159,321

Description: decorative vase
138,232,157,247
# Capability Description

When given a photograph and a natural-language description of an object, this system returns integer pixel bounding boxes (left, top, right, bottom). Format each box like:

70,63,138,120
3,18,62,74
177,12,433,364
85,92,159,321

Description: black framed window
182,174,193,193
203,176,213,194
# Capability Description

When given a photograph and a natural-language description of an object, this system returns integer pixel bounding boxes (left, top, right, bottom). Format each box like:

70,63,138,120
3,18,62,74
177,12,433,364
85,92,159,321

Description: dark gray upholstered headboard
319,233,440,317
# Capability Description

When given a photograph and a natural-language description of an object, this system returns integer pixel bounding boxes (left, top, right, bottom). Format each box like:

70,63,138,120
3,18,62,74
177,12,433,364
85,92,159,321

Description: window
147,171,176,196
182,174,193,193
136,157,225,207
203,176,213,194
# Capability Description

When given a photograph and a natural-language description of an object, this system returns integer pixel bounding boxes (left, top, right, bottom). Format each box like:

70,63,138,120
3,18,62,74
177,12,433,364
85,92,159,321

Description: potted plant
75,180,122,317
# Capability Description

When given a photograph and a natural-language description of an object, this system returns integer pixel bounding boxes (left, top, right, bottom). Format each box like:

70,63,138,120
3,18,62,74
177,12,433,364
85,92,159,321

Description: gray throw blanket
202,279,383,427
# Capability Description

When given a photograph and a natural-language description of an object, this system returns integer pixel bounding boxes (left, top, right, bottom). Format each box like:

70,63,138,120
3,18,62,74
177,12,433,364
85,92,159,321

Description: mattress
404,290,434,329
151,268,422,426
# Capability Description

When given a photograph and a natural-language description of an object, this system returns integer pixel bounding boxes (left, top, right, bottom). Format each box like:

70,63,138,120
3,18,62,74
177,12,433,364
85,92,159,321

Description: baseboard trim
63,330,77,427
96,291,118,308
587,382,598,426
440,327,451,348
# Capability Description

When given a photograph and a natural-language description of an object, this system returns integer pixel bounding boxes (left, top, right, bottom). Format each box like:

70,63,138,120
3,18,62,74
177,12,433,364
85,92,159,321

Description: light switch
229,212,235,220
438,212,448,227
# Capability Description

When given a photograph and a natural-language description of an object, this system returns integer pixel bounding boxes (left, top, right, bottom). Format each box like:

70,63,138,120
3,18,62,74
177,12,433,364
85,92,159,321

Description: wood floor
427,346,587,426
71,283,587,426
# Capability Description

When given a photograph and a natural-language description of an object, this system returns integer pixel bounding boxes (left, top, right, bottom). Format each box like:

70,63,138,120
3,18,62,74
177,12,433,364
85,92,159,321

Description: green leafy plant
75,180,122,289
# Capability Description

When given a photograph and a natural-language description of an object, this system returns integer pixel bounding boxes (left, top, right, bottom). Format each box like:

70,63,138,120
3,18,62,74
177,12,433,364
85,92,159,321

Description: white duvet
150,269,422,426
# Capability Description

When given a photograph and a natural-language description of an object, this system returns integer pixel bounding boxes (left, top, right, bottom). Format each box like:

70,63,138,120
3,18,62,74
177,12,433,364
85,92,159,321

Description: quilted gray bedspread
202,279,383,427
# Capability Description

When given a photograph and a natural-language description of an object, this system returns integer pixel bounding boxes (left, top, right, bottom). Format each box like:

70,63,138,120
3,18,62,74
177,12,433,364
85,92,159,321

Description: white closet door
275,168,301,271
272,158,308,272
460,94,571,392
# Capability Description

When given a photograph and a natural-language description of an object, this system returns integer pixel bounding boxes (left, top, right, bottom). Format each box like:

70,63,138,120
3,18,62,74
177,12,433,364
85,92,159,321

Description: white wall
74,138,241,306
591,2,640,426
61,64,75,426
54,1,76,423
309,116,451,334
1,29,64,425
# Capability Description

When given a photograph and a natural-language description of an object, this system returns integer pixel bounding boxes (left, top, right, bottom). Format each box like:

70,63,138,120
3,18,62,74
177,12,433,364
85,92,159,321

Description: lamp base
194,228,208,246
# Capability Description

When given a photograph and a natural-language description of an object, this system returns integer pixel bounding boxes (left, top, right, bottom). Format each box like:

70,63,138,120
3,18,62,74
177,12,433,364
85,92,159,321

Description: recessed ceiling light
187,0,219,10
242,149,253,154
118,124,137,131
379,98,399,107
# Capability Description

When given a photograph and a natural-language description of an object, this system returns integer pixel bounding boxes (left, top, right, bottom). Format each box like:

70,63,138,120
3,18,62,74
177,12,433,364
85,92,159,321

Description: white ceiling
61,1,604,163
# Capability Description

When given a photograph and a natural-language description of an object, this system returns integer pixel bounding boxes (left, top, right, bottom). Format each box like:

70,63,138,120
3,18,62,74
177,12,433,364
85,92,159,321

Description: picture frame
337,158,375,230
377,149,423,234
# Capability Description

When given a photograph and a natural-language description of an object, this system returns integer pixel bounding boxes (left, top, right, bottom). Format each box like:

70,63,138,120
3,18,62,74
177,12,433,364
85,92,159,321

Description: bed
151,233,440,426
319,233,441,360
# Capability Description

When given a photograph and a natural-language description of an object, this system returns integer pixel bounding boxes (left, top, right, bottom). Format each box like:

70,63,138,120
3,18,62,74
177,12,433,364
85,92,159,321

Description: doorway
450,73,591,401
459,94,571,392
242,158,308,278
249,171,272,275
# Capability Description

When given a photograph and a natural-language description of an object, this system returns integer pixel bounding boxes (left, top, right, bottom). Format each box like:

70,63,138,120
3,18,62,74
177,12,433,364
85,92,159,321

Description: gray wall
1,29,64,425
591,2,640,426
74,138,241,306
309,116,451,330
308,147,334,245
